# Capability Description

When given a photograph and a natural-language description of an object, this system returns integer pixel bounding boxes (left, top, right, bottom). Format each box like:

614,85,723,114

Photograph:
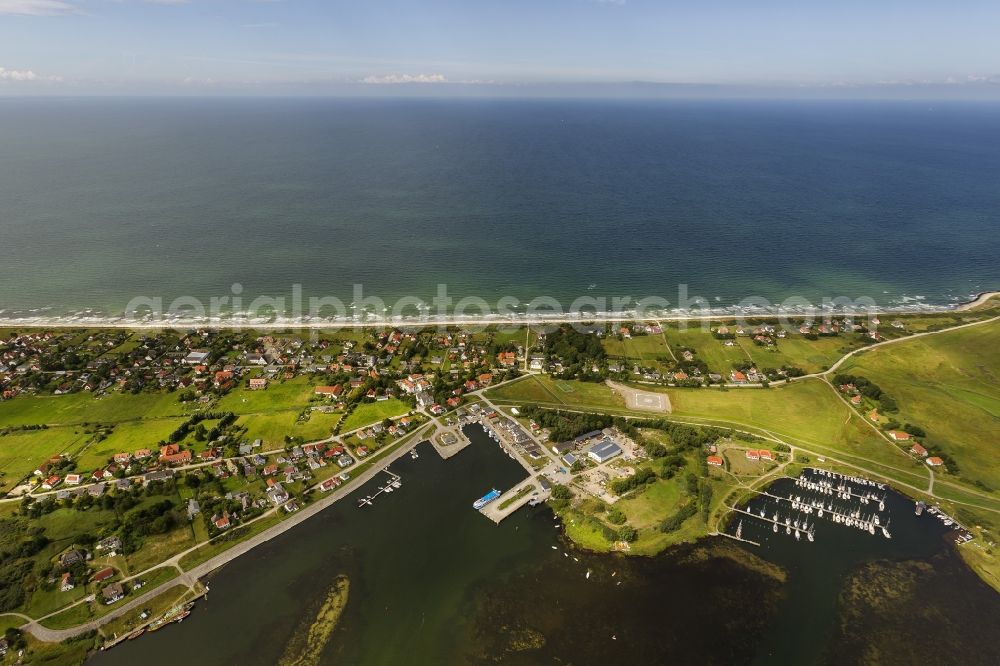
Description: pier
356,469,403,508
479,480,550,524
429,426,472,460
728,505,816,541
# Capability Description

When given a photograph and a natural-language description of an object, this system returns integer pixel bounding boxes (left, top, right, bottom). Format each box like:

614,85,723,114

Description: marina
356,469,403,508
723,468,942,546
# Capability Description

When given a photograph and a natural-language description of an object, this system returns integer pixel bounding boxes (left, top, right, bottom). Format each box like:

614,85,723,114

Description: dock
356,469,403,508
430,426,472,460
479,480,550,524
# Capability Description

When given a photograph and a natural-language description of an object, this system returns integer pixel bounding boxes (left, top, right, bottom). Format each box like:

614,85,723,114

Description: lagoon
88,426,1000,665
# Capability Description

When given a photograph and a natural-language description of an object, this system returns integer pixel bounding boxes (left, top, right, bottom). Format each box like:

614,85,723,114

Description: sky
2,0,1000,96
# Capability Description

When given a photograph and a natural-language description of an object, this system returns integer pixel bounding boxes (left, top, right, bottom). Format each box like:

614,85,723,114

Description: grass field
486,375,626,411
487,374,928,488
215,377,316,414
663,327,750,372
74,418,188,470
237,409,343,447
0,428,92,492
340,399,411,432
736,335,860,374
0,391,189,428
838,319,1000,492
665,379,923,475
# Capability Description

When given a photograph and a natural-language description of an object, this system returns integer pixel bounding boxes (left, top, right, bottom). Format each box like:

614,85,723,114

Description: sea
88,428,1000,666
1,97,998,322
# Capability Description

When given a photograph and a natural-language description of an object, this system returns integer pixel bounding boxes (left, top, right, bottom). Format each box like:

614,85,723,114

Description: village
0,302,997,661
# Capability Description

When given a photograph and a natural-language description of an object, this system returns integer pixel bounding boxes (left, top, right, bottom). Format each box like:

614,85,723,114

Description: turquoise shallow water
1,97,998,315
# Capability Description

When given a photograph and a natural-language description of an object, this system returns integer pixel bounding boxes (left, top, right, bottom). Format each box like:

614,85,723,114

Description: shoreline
0,292,995,330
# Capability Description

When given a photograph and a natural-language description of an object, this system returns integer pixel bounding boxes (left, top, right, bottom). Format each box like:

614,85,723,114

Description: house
213,512,231,530
214,370,234,387
588,439,623,463
910,443,928,457
707,455,724,467
850,395,862,405
187,498,201,520
562,453,578,467
134,448,152,460
262,463,279,477
41,475,61,490
102,582,125,605
314,385,343,397
143,469,175,485
319,477,340,492
91,566,115,583
758,450,774,461
497,351,517,367
551,441,575,456
730,371,747,384
97,536,123,553
745,449,760,461
183,350,210,365
64,473,82,485
113,452,132,465
926,456,944,467
889,431,911,441
60,572,74,592
60,549,86,568
160,450,192,466
249,377,267,390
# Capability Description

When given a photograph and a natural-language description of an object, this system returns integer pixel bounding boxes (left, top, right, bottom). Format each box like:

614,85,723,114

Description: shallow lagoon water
89,428,1000,665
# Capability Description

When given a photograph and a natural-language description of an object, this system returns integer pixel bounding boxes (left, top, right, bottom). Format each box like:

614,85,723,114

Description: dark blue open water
1,97,998,314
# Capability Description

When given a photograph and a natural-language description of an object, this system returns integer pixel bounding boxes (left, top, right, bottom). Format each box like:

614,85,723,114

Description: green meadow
839,319,1000,492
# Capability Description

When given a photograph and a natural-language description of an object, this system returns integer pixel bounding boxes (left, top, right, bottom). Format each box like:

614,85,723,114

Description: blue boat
473,489,502,510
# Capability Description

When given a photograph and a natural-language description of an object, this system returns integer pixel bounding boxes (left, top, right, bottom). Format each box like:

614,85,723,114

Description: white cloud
0,67,39,81
361,73,448,85
0,0,77,15
0,66,63,82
